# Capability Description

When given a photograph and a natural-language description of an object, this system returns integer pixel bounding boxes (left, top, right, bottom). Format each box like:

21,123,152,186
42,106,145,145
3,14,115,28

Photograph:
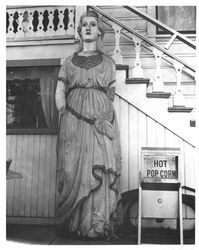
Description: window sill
6,36,76,47
6,128,58,135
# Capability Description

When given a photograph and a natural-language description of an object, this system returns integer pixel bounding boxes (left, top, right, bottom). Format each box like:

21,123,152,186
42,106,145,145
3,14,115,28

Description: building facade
6,5,196,232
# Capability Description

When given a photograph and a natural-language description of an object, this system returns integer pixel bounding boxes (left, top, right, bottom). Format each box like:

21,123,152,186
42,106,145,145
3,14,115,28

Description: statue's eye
90,21,97,27
82,22,87,27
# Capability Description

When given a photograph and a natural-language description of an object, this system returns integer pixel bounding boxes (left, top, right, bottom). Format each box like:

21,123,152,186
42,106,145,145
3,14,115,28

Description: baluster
7,10,15,39
112,23,123,64
42,9,49,37
45,8,55,36
67,7,75,36
22,11,29,35
55,8,65,36
25,9,34,38
152,48,164,92
132,35,143,78
173,61,185,106
35,9,44,37
15,11,24,38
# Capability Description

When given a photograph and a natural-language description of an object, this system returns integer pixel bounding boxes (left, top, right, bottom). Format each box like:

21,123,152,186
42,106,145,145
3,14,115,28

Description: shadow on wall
6,159,23,180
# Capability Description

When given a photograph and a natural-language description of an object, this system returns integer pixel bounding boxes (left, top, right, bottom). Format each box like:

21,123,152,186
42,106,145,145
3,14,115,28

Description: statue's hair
76,10,108,55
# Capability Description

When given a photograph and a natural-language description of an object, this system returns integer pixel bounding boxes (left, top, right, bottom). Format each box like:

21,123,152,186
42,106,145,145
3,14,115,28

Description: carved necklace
71,51,103,70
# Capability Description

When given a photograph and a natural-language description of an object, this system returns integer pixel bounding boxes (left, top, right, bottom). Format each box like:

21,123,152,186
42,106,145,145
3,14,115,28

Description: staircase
88,5,196,145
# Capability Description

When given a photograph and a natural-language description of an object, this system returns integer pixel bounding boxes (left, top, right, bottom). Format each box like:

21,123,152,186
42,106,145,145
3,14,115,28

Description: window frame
6,59,60,135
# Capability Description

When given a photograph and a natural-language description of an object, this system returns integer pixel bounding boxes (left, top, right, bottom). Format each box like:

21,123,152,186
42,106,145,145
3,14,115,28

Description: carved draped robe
55,51,122,238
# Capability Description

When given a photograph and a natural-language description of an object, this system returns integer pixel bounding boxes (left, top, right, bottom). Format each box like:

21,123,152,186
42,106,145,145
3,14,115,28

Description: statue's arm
107,57,116,101
55,80,66,114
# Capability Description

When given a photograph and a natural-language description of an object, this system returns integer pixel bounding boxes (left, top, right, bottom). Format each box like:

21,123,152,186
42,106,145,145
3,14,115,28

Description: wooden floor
6,225,195,245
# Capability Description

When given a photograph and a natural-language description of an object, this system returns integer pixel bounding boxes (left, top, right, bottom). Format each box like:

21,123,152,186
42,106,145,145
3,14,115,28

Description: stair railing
123,6,196,50
88,5,196,108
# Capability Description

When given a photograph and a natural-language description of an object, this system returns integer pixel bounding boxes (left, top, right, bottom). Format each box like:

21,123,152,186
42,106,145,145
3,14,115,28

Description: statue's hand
93,111,114,140
60,106,66,115
107,87,116,101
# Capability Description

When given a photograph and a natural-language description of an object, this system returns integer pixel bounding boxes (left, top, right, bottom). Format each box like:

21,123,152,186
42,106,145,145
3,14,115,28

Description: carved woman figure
55,10,122,239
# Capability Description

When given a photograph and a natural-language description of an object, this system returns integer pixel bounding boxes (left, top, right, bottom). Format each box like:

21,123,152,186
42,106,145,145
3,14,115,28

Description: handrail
123,6,196,50
88,6,196,74
102,19,195,79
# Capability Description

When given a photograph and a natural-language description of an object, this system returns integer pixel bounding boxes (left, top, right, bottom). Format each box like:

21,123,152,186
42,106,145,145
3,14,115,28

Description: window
7,79,47,129
6,66,59,134
156,6,196,34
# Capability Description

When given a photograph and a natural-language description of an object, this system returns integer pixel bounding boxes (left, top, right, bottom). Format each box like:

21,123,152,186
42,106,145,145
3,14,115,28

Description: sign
143,155,178,179
141,147,180,183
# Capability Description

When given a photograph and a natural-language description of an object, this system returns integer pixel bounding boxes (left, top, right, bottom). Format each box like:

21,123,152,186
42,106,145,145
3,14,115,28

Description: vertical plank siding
113,96,196,195
37,136,46,217
13,135,23,216
6,96,195,221
6,135,17,216
49,137,57,218
25,135,34,217
6,135,57,219
114,95,195,221
128,106,138,190
119,98,129,191
30,136,40,217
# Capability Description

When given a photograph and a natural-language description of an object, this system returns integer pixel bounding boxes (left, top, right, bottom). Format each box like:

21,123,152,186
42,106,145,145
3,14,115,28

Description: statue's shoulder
60,54,74,68
102,53,116,65
64,54,74,63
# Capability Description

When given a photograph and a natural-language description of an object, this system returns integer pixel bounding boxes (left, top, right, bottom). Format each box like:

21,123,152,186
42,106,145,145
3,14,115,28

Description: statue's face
80,16,100,42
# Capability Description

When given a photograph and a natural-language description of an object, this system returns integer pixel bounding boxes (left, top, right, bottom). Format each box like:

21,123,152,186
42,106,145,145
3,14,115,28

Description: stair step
168,106,193,113
146,92,171,98
116,64,129,78
126,78,150,85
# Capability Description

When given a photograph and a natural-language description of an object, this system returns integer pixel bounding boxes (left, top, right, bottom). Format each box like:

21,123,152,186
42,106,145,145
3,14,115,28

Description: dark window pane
157,6,196,34
7,79,47,129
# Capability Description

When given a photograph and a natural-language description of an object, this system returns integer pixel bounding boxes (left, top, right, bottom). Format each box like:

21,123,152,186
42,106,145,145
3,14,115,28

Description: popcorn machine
138,147,183,244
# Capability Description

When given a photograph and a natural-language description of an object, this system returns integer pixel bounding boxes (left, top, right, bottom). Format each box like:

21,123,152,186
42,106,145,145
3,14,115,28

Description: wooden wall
115,93,195,222
6,94,195,222
6,135,57,221
101,5,147,36
114,94,195,195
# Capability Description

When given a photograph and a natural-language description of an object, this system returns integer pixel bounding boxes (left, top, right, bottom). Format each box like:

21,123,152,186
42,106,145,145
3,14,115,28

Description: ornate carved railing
88,6,196,110
6,6,75,40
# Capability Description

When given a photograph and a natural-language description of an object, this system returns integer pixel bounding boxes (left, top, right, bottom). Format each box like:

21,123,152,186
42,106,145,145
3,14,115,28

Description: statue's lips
85,32,91,35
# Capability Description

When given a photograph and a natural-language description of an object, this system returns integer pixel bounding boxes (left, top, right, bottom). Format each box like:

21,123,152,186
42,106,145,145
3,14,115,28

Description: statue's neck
82,41,97,52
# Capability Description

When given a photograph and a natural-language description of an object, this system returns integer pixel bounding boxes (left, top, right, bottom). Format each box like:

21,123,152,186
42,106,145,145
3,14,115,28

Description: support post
112,23,123,64
132,35,143,77
152,48,164,92
173,61,185,107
